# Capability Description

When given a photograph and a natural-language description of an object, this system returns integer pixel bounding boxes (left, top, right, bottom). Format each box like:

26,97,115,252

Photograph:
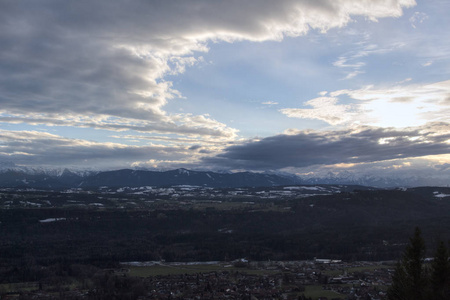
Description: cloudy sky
0,0,449,180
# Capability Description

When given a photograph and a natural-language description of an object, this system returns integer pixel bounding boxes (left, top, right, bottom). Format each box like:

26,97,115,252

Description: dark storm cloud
188,145,202,151
204,123,450,170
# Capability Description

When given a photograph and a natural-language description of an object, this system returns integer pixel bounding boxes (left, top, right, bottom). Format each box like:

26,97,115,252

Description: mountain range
0,164,448,189
0,168,297,189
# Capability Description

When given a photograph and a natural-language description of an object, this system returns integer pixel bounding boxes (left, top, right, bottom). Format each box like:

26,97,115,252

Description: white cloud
333,80,450,127
110,134,232,146
282,79,450,128
333,42,404,79
262,101,279,106
0,0,416,139
396,78,413,84
409,11,428,28
280,97,361,125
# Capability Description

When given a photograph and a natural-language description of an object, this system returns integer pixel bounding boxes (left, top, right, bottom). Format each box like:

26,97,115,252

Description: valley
0,184,449,299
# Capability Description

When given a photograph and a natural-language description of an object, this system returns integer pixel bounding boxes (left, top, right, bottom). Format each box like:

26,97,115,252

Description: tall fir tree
430,240,450,300
388,227,427,300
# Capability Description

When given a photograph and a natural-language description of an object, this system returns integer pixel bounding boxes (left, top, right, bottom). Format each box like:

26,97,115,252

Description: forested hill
0,187,449,265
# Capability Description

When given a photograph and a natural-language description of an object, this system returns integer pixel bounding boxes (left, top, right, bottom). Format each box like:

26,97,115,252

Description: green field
324,264,390,276
0,282,39,293
303,285,345,300
128,263,277,277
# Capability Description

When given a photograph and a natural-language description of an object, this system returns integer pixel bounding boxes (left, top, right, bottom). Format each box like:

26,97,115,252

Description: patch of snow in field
175,185,200,188
299,194,330,198
301,186,323,191
121,261,220,267
434,193,450,198
39,218,66,223
284,186,324,191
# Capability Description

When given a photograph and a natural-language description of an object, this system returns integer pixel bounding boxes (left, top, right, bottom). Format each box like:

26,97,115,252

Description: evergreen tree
430,240,450,300
387,227,427,300
388,260,409,300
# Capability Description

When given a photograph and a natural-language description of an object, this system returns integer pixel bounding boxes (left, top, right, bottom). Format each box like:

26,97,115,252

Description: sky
0,0,449,181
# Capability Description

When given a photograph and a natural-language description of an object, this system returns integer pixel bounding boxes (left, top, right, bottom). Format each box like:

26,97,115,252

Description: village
130,259,394,300
7,259,395,300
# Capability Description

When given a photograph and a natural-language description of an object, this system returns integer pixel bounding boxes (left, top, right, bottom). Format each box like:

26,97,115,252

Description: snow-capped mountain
298,171,449,188
0,161,96,177
0,162,447,189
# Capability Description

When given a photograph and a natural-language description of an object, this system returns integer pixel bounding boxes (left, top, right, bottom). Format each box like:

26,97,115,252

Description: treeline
388,227,450,300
